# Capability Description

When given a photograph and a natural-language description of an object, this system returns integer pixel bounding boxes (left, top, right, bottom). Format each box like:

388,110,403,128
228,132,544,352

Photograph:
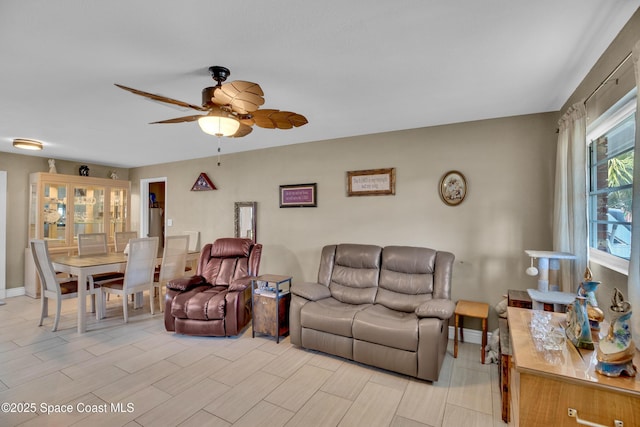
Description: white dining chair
183,230,199,271
115,231,138,253
31,239,88,331
100,236,159,322
153,235,189,312
77,232,123,313
77,232,109,255
114,231,139,304
184,231,199,252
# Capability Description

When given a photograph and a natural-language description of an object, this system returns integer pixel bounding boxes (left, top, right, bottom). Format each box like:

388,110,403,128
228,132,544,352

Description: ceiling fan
115,66,308,139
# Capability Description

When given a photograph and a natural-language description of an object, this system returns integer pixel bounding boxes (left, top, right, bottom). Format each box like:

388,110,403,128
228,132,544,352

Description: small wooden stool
454,300,489,364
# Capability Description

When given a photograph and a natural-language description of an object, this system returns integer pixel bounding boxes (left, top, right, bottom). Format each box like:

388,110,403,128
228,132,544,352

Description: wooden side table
454,300,489,364
251,274,292,343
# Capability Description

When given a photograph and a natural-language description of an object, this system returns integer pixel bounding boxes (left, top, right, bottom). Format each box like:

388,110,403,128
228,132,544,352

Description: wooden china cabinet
24,172,131,297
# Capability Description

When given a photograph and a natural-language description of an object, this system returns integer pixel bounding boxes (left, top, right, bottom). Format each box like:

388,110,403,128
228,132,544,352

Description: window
587,89,636,273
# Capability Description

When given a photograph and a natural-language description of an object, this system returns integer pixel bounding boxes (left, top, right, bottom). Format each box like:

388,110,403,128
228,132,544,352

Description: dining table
52,250,199,333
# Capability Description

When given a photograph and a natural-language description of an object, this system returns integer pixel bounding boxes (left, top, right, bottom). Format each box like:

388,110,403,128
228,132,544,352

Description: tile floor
0,295,511,426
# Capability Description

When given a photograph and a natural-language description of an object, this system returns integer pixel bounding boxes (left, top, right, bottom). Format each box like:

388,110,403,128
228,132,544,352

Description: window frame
586,90,637,275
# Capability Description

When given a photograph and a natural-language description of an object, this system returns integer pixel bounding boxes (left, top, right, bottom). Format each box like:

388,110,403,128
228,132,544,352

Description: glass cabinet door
110,188,128,240
72,185,105,241
42,182,67,247
28,173,131,252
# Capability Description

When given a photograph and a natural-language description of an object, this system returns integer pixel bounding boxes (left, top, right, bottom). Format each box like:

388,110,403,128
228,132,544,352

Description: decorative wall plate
439,171,467,206
44,208,61,223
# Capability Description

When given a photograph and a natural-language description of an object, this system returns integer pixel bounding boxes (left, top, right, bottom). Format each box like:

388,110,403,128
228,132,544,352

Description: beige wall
0,153,128,290
129,112,558,330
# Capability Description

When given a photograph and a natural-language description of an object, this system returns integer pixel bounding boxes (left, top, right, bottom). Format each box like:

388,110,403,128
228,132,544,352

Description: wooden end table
454,299,489,364
251,274,292,343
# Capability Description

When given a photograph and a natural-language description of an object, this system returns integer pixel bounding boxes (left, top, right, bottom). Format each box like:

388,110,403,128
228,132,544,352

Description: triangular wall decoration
191,172,217,191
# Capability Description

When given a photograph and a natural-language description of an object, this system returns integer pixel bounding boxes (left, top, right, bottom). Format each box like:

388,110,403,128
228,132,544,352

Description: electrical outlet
568,408,577,418
614,421,623,427
167,219,173,226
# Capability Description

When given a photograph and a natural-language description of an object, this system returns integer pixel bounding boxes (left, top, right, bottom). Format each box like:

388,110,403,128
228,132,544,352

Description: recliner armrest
291,282,331,301
167,275,206,291
228,277,251,292
415,299,455,320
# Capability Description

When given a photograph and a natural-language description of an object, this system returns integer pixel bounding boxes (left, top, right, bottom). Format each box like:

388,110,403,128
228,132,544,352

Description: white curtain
553,103,588,293
628,40,640,349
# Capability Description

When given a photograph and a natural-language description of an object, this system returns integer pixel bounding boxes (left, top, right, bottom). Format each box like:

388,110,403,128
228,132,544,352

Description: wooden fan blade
250,109,309,129
230,123,253,138
115,84,208,112
212,81,265,114
150,114,203,124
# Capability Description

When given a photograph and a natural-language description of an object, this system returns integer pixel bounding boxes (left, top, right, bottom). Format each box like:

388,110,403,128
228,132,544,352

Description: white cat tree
525,250,576,310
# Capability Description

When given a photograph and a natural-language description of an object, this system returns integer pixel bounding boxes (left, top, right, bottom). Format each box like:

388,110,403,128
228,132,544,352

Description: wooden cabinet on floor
508,307,640,426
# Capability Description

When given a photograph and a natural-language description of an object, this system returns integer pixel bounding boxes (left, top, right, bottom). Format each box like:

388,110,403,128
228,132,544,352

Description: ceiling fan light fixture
198,112,240,137
13,138,43,151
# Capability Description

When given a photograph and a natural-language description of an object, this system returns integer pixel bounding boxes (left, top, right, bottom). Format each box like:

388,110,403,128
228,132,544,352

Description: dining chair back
184,231,199,252
78,233,123,312
100,236,159,322
77,233,109,256
31,239,82,331
115,231,138,253
153,235,189,312
183,231,199,272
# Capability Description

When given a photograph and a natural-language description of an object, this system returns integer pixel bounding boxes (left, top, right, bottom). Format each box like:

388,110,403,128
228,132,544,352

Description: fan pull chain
217,136,221,166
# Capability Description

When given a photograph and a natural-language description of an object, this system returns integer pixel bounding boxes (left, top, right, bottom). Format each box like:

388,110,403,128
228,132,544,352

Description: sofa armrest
291,282,331,301
167,275,206,291
415,299,455,320
228,277,252,292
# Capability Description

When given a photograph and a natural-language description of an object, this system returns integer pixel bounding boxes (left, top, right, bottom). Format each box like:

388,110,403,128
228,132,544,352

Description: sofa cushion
376,246,436,312
301,297,371,337
352,304,419,352
291,281,332,301
329,244,381,305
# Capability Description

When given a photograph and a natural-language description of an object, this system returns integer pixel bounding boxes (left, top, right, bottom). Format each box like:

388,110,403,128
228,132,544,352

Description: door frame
139,177,167,238
0,171,7,301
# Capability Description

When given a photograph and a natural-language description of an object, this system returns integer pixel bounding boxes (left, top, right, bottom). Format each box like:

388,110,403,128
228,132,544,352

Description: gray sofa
290,243,455,382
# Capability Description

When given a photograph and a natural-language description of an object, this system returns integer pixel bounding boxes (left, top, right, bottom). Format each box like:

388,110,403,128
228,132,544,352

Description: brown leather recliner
164,237,262,336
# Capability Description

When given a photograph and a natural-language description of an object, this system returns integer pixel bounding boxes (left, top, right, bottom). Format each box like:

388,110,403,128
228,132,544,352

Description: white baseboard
448,326,493,346
3,286,26,299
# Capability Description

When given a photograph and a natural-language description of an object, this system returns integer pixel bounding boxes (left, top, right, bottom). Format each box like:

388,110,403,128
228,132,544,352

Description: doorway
0,171,6,302
140,177,167,247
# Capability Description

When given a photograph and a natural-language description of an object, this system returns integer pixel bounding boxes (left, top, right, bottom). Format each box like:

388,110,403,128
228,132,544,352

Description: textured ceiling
1,1,639,167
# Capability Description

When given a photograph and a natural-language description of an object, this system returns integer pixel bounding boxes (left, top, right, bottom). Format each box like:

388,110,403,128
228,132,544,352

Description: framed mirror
234,201,257,243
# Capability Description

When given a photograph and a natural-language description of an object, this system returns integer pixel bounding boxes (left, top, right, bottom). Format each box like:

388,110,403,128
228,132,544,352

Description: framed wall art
191,172,216,191
347,168,395,196
279,183,317,208
439,170,467,206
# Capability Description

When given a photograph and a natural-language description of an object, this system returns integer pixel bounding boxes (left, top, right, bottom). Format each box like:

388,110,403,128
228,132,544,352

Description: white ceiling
1,1,639,168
